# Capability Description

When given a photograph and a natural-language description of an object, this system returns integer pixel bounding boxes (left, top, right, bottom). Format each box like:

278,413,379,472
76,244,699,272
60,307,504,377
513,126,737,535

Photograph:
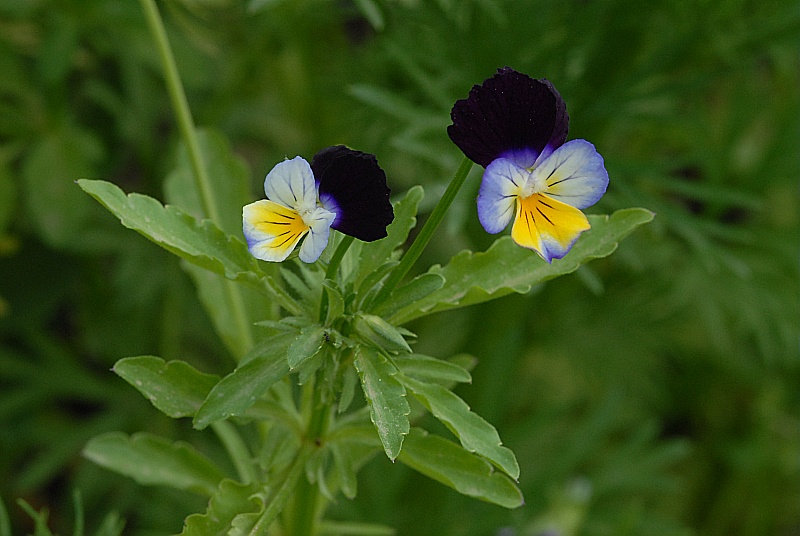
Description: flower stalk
375,156,473,304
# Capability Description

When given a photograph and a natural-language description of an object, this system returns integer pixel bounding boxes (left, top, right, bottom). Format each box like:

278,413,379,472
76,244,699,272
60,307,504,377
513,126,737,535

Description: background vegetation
1,0,798,534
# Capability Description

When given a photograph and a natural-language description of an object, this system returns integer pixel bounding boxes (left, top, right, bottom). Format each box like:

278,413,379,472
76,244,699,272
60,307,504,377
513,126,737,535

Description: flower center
518,164,547,199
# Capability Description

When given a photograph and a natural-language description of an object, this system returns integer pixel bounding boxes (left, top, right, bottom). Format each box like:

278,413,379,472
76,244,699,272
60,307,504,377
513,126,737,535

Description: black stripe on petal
312,145,394,242
447,67,569,168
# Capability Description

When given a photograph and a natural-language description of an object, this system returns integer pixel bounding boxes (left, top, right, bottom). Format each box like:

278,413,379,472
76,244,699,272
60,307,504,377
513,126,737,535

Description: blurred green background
1,0,798,534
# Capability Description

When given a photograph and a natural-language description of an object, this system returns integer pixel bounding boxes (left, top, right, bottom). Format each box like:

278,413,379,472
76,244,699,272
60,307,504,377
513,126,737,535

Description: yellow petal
510,193,591,262
243,200,309,262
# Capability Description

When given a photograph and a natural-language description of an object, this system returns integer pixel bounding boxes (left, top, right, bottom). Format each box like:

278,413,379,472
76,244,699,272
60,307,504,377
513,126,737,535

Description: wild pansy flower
243,145,393,263
448,67,609,263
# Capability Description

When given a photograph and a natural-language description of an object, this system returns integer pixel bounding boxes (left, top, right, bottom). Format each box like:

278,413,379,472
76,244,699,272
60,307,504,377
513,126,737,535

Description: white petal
298,207,336,263
533,140,608,209
477,157,526,234
264,156,318,211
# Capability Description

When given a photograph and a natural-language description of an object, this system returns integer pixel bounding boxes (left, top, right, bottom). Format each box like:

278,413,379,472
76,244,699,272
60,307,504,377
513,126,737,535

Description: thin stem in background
374,156,474,305
138,0,254,352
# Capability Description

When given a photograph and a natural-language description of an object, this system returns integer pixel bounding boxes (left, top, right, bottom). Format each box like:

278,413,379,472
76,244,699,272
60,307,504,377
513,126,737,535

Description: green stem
211,421,257,484
139,0,253,352
319,235,355,323
285,373,334,536
139,0,220,224
250,444,313,536
374,156,474,304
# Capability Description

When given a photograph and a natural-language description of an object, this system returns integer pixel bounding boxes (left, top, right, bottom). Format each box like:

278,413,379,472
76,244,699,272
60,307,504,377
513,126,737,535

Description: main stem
139,0,253,352
286,375,334,536
374,156,474,304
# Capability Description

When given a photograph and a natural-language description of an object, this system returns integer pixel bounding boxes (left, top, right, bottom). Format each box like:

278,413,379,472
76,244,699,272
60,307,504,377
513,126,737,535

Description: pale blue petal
477,157,526,234
264,156,318,211
534,140,608,209
298,207,336,263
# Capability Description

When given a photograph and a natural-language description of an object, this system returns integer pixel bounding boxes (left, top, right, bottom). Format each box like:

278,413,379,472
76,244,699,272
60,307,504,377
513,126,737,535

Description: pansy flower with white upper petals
243,145,393,263
448,67,609,263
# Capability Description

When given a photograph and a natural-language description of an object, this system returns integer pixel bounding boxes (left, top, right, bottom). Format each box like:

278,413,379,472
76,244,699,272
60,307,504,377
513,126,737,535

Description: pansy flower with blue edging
243,145,393,263
448,67,609,263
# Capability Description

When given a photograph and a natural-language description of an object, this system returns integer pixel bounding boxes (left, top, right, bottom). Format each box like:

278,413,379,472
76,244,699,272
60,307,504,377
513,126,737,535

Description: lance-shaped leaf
398,375,518,479
393,353,472,384
371,272,445,319
329,442,358,500
389,208,654,324
193,332,295,429
77,179,264,289
397,428,523,508
354,313,412,354
322,280,345,327
353,346,410,460
113,356,219,419
179,479,263,536
287,324,326,369
83,432,225,496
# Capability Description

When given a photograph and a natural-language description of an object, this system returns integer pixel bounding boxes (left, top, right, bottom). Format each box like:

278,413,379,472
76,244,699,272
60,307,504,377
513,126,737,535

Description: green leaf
393,354,472,384
371,272,445,319
180,263,260,358
353,346,410,460
287,324,326,369
22,130,102,250
329,442,358,499
353,313,412,354
397,375,519,479
193,332,295,429
77,179,263,288
389,208,654,324
356,260,399,311
113,356,220,419
319,521,396,536
356,186,424,285
83,432,225,496
322,280,346,327
163,130,275,356
353,0,384,30
164,128,253,237
93,512,125,536
337,365,359,414
397,428,523,509
179,479,263,536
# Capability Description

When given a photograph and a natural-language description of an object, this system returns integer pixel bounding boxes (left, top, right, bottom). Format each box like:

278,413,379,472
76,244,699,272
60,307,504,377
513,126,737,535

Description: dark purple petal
447,67,569,168
312,145,394,242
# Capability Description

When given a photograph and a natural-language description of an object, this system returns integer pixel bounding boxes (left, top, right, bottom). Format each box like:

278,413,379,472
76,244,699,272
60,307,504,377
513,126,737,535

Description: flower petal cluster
243,145,393,263
448,67,608,263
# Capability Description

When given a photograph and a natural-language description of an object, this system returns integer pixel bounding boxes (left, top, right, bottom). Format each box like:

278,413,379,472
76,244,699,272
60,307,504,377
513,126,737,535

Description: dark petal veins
447,67,569,167
312,145,394,242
